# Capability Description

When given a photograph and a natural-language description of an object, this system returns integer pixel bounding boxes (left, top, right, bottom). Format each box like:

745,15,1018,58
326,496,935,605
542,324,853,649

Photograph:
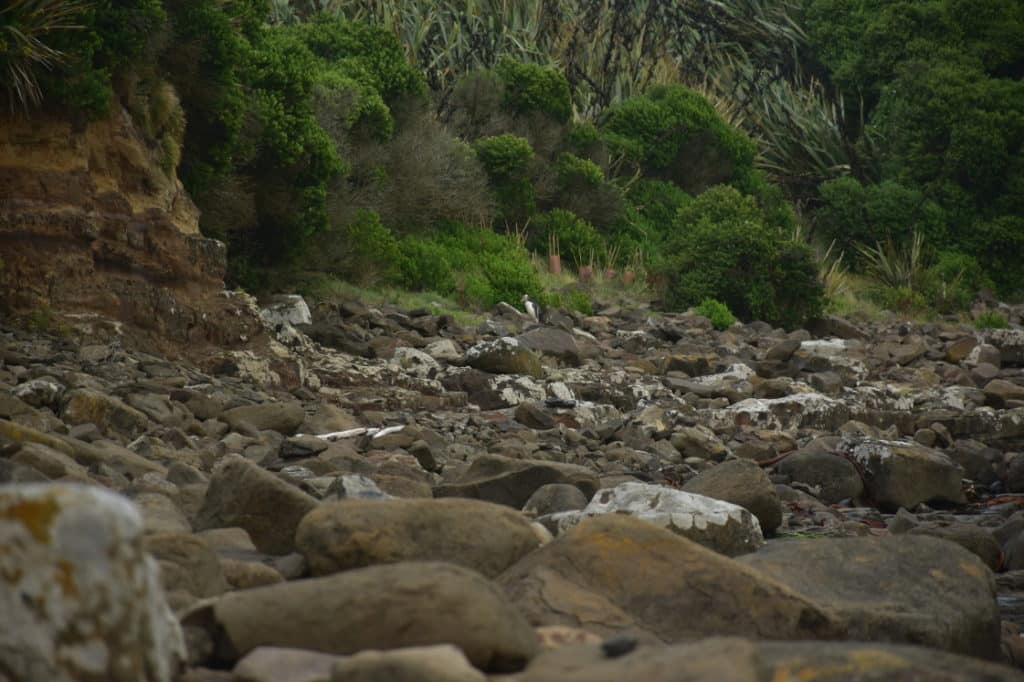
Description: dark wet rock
465,337,544,379
435,454,599,509
775,450,864,505
515,401,556,430
194,455,318,555
516,327,581,366
682,459,782,534
523,483,590,516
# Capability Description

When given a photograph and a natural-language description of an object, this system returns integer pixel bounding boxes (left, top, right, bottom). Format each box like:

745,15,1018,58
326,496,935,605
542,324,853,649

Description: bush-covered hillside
3,0,1021,327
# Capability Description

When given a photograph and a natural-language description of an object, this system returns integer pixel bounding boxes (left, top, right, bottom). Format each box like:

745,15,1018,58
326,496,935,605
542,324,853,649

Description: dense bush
600,84,758,194
473,134,536,223
527,209,605,267
396,223,543,309
815,178,949,267
331,109,494,233
494,58,572,124
162,0,261,193
395,238,456,294
694,299,737,331
803,0,1024,298
661,186,823,327
920,251,992,312
976,309,1009,330
36,0,167,117
556,153,604,189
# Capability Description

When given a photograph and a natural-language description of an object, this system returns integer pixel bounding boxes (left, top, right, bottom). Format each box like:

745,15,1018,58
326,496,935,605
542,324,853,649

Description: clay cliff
0,106,262,356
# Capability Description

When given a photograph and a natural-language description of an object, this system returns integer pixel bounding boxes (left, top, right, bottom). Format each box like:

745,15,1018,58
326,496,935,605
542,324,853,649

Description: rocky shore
4,294,1024,680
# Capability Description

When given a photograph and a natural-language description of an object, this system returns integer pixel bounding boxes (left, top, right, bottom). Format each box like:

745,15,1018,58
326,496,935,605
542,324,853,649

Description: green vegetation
694,299,737,331
5,0,1021,326
976,309,1010,330
662,186,823,328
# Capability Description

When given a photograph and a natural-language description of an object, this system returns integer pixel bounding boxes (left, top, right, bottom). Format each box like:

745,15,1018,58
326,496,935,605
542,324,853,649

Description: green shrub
921,251,992,312
289,16,425,103
773,241,827,330
395,238,456,294
527,210,605,269
495,58,572,124
163,0,252,194
480,252,541,308
661,186,823,328
976,309,1009,329
474,134,536,222
600,84,757,194
342,210,399,284
816,178,948,268
395,223,543,309
564,290,594,316
556,153,604,188
36,0,167,117
474,134,535,180
865,285,928,314
694,298,737,331
960,215,1024,296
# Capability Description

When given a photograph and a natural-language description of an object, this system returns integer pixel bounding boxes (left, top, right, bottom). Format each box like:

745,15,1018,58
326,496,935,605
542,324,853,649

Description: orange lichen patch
959,560,985,578
2,497,60,543
55,560,77,597
770,649,907,681
929,568,949,581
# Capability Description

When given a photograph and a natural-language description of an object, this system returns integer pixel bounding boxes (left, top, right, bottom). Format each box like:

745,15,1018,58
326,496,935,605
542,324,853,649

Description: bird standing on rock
521,294,542,323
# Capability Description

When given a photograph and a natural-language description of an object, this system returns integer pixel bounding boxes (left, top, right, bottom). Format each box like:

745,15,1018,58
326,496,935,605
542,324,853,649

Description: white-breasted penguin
521,294,542,323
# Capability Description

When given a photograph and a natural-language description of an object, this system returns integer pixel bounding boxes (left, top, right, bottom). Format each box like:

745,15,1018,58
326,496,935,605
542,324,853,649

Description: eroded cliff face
0,106,262,356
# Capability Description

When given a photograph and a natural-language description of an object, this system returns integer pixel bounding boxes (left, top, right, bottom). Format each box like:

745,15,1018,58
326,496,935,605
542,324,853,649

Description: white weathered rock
0,484,185,682
543,481,764,556
390,347,440,379
709,392,850,431
261,294,312,327
12,377,66,409
424,339,462,362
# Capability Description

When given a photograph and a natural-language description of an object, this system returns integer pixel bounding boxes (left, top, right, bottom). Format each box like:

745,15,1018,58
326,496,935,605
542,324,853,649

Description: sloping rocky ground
5,294,1024,680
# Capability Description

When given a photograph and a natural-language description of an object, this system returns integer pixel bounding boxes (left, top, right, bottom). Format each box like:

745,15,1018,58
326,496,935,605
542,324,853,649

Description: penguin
521,294,542,324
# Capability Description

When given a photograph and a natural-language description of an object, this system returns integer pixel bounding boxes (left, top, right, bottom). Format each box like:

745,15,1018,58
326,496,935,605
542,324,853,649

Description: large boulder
0,484,185,682
464,337,544,379
836,437,965,509
775,450,864,504
516,328,581,366
512,637,1024,682
542,482,764,556
194,455,318,554
497,514,843,643
683,459,782,534
435,454,599,510
62,388,152,439
222,401,306,435
738,535,1001,659
296,498,543,578
192,562,539,671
